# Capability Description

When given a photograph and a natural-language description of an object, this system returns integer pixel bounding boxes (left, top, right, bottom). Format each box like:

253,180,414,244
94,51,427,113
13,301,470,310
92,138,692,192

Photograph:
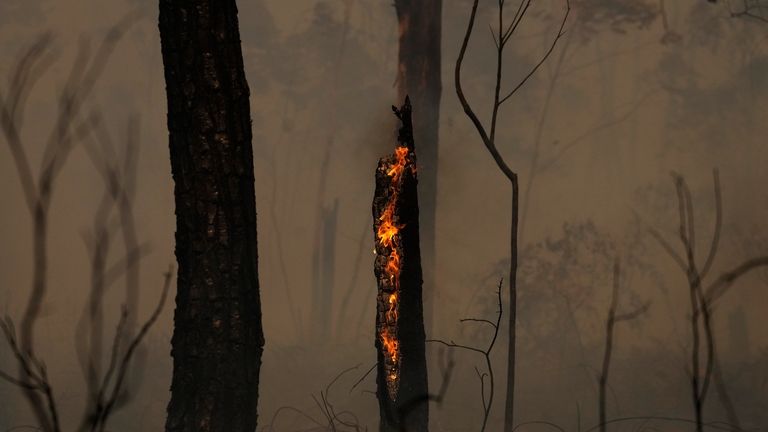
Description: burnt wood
158,1,264,431
373,98,428,432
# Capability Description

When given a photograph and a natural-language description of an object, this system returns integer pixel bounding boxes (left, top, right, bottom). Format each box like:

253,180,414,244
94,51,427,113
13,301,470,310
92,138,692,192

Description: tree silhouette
455,1,569,430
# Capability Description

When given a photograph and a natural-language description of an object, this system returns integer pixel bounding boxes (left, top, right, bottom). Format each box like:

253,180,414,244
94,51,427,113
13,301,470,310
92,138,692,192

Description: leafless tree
649,169,768,432
455,1,569,430
598,259,649,432
0,24,171,432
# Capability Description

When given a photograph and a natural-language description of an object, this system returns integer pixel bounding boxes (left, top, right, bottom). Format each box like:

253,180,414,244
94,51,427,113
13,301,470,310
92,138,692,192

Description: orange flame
375,145,410,400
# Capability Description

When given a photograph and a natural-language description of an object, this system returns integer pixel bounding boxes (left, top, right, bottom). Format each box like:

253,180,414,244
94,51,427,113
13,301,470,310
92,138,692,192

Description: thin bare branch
498,0,570,106
501,1,532,47
614,303,651,322
95,267,173,431
460,318,497,328
705,256,768,304
540,89,660,173
648,227,687,272
699,169,722,279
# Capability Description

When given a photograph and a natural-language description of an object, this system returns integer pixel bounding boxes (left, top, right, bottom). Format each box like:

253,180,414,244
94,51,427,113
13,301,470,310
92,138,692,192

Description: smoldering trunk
372,98,428,431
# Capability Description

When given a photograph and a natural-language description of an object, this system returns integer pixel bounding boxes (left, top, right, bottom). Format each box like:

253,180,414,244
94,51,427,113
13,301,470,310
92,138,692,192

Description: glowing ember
375,143,411,400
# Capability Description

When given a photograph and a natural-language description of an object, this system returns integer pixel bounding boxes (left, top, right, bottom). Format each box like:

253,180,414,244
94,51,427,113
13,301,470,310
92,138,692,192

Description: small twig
459,318,497,328
349,362,376,394
264,406,324,432
498,1,571,106
426,279,503,432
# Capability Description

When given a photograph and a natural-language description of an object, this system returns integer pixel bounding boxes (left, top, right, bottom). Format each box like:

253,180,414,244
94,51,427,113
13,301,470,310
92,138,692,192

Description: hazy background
1,0,767,430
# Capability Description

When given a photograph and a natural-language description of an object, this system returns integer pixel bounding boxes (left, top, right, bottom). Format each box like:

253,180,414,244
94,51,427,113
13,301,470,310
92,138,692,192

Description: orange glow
380,327,399,363
386,250,401,280
377,206,400,249
386,146,409,183
375,144,410,400
387,292,398,322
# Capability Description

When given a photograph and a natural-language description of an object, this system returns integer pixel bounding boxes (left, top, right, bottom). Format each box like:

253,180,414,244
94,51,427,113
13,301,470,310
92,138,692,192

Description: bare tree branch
427,279,503,432
498,3,571,106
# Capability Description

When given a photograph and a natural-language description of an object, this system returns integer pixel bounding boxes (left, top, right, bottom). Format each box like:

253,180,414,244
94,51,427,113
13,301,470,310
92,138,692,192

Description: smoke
1,0,767,430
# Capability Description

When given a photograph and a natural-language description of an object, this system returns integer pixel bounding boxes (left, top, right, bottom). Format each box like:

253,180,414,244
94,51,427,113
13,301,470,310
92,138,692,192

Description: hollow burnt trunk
373,98,428,432
158,1,265,431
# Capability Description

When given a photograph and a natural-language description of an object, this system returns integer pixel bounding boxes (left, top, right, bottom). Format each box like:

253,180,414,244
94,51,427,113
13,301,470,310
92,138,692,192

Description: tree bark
158,1,264,431
373,99,429,432
394,0,442,335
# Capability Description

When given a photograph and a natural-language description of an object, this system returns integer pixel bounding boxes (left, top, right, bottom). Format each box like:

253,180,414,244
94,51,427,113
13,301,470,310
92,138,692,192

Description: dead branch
0,318,60,432
427,279,503,432
264,365,366,432
83,267,172,432
75,112,143,409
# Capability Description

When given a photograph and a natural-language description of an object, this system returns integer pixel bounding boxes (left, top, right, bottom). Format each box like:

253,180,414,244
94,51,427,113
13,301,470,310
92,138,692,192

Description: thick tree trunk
373,99,428,432
394,0,441,335
158,1,265,431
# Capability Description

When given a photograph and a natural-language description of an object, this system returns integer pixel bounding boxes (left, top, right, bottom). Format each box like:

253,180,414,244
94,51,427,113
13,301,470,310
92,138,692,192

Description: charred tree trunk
158,1,265,431
395,0,441,334
373,98,428,432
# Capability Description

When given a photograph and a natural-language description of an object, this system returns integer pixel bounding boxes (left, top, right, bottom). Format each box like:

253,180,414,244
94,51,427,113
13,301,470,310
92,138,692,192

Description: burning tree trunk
373,97,428,431
159,1,265,431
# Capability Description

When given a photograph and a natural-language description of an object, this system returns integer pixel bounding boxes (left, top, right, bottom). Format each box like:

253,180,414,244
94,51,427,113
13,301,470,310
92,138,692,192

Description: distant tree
158,1,265,431
650,170,768,432
0,28,168,432
597,260,649,432
518,0,660,236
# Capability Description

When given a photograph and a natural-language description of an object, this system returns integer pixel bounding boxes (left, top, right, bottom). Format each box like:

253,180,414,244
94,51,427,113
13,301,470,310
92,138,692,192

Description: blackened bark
395,0,442,334
158,1,264,431
373,99,428,432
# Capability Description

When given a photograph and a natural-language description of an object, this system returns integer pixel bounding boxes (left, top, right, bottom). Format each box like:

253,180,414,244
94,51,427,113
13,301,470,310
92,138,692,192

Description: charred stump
373,97,428,432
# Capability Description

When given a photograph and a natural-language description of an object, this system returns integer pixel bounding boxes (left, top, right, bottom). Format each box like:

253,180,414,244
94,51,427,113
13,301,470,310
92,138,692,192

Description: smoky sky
1,0,767,430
